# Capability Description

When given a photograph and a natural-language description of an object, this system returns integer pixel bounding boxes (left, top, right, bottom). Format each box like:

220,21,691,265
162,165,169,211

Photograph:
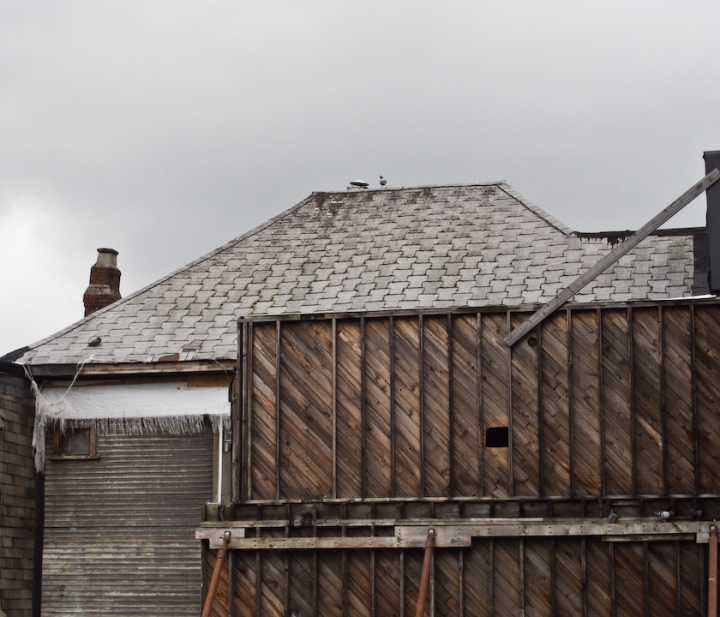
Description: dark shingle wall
0,373,35,617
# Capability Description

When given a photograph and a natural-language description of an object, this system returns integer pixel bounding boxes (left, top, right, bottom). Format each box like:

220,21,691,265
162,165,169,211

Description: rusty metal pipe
201,531,231,617
414,529,435,617
710,525,717,617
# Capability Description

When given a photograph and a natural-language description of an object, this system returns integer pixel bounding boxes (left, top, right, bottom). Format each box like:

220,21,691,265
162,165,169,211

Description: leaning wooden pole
710,525,717,617
505,168,720,346
201,531,231,617
414,529,435,617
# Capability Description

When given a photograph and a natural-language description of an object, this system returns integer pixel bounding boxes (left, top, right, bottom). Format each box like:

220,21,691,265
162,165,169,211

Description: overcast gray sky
2,1,720,354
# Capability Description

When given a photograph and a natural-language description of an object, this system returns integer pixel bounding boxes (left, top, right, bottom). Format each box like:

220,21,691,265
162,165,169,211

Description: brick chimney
83,248,121,317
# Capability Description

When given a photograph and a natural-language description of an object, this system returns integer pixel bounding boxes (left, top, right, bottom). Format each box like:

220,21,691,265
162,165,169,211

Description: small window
486,426,509,448
51,422,99,460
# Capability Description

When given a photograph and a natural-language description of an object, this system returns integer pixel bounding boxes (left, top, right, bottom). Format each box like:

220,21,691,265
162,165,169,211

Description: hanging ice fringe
26,360,231,472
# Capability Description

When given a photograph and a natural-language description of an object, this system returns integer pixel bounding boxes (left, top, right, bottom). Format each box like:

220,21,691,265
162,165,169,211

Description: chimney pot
83,248,121,317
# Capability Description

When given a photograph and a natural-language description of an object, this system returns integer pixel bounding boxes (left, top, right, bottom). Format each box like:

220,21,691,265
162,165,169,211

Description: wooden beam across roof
504,169,720,346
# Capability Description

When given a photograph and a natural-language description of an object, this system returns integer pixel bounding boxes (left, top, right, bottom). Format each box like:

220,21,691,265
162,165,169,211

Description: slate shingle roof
17,183,702,366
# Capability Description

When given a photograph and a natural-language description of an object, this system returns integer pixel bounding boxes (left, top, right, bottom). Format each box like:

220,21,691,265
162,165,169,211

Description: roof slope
18,183,698,366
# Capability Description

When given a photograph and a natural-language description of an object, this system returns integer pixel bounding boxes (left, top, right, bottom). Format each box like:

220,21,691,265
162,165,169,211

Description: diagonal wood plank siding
208,539,706,617
223,302,720,617
240,301,720,501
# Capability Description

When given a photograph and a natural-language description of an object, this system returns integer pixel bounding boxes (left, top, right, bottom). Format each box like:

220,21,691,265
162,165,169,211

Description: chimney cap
97,248,118,255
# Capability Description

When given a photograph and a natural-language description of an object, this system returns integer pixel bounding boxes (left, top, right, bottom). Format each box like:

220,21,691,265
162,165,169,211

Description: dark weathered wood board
210,539,706,617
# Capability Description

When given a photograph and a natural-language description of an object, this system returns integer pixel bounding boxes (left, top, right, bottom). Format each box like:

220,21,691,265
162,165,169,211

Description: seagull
654,510,674,521
380,175,387,187
608,509,619,524
88,337,102,347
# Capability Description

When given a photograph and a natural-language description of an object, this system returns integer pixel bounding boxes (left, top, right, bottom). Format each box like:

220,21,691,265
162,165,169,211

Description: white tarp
32,381,230,471
39,381,230,420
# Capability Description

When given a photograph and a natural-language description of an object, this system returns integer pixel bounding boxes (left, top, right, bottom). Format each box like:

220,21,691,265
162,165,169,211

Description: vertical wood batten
459,550,465,617
507,311,514,497
490,539,495,617
233,322,244,503
598,309,605,498
477,313,484,498
399,551,405,617
537,324,545,498
628,307,637,498
390,316,396,497
227,551,234,617
609,543,616,617
581,538,587,617
691,305,699,496
255,541,261,617
643,542,649,617
332,318,337,500
520,538,526,617
567,310,575,498
275,321,281,501
247,323,254,502
361,316,367,500
675,541,681,617
419,314,425,498
448,313,455,497
659,307,668,496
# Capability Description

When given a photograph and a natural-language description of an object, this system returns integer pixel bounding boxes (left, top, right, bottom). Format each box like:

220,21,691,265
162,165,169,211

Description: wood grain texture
422,316,451,497
571,311,602,496
601,310,633,496
632,309,663,496
464,541,492,617
524,540,552,617
205,549,230,617
251,322,278,500
662,308,695,495
481,313,510,498
493,540,521,617
510,313,540,497
259,551,285,617
647,542,676,617
336,320,363,499
679,542,702,617
365,319,393,498
694,305,720,494
318,551,343,617
614,543,644,617
452,315,481,497
555,540,582,617
541,313,571,497
586,540,611,617
394,318,422,498
233,552,258,617
435,550,461,617
279,321,334,500
376,550,402,617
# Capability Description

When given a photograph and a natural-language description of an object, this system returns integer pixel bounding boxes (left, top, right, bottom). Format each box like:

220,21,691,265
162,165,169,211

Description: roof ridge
497,183,574,236
331,181,506,193
17,193,318,357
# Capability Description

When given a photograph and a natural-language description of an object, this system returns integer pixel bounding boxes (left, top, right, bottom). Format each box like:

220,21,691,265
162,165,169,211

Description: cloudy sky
2,1,720,354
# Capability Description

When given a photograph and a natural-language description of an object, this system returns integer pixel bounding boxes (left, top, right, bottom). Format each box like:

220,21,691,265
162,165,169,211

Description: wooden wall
206,538,706,617
43,431,214,616
214,302,720,617
238,302,720,502
0,371,35,617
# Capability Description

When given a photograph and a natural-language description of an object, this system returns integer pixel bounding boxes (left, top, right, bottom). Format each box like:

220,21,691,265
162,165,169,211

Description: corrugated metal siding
42,431,214,616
